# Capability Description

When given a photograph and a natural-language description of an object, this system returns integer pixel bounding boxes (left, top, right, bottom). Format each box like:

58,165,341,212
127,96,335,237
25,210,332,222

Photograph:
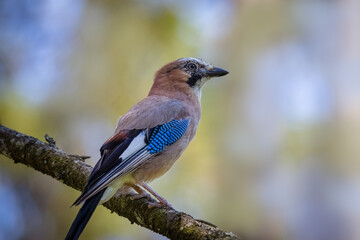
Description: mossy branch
0,124,240,240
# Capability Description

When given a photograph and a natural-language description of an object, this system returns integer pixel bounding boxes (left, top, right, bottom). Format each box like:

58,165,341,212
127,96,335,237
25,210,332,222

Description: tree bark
0,124,240,240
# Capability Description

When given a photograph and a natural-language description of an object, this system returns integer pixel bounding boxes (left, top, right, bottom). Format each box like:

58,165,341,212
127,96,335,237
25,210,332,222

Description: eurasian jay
65,57,228,239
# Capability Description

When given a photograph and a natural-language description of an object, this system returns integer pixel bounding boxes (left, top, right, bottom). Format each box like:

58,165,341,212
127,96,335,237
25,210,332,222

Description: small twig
44,134,57,147
196,219,218,228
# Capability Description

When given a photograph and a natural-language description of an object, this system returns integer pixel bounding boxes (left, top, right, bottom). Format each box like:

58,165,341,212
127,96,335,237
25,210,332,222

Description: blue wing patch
147,118,190,154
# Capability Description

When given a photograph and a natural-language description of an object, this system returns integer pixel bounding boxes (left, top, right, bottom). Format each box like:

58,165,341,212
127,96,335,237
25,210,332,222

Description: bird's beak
205,67,229,78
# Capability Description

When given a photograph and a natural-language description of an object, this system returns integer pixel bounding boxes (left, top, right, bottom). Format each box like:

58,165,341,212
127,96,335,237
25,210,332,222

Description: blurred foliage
1,0,360,240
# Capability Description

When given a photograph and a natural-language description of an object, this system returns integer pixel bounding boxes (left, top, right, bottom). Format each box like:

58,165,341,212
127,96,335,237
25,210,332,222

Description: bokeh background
1,0,360,239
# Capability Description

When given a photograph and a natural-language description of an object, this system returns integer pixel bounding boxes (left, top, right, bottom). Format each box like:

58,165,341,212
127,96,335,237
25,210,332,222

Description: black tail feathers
65,189,106,240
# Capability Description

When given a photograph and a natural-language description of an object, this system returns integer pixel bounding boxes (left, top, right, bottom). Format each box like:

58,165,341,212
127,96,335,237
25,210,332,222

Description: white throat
193,85,203,100
192,77,209,100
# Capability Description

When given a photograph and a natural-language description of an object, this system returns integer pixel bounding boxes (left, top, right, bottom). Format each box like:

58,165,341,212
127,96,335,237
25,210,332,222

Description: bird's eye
187,63,197,71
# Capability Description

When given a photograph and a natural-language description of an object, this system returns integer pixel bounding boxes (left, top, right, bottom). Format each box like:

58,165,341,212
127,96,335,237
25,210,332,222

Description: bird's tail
65,189,106,240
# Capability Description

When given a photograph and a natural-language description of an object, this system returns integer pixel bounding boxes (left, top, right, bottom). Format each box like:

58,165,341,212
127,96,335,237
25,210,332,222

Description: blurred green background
1,0,360,239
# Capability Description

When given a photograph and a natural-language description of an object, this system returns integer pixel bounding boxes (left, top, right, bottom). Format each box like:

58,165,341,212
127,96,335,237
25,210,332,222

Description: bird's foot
137,182,173,209
129,191,152,201
147,199,173,209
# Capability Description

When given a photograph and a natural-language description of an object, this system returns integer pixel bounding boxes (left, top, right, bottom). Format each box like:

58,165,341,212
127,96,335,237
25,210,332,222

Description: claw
129,191,152,201
147,200,172,209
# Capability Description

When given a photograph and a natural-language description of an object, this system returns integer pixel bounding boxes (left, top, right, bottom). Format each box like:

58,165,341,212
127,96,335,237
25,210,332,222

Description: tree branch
0,124,240,240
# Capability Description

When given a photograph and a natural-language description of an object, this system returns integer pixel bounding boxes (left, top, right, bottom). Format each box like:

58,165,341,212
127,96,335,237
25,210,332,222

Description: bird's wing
115,95,188,131
73,97,190,205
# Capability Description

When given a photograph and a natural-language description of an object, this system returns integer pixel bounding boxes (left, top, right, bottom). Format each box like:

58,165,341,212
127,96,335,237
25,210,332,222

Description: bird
65,57,229,240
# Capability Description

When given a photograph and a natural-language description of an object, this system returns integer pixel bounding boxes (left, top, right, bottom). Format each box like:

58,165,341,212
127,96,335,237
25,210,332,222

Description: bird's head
149,57,229,99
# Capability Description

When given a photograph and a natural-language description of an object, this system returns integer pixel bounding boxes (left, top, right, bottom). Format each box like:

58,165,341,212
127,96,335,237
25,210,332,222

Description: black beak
205,67,229,77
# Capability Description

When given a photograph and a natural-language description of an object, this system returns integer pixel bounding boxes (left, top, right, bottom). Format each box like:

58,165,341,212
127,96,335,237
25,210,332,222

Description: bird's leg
139,182,173,208
124,183,152,201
